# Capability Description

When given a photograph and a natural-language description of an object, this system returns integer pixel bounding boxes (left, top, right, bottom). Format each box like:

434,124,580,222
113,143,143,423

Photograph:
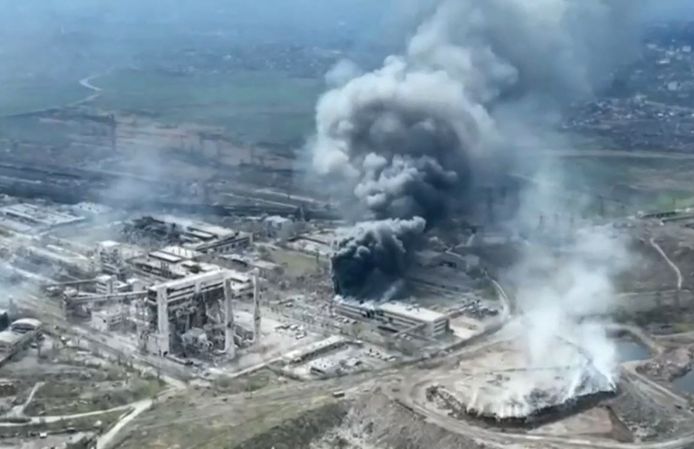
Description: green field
93,69,324,144
544,154,694,213
0,78,90,117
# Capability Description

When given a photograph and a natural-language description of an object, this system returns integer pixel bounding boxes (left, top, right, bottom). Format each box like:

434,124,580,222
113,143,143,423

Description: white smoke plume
324,59,363,88
508,226,632,400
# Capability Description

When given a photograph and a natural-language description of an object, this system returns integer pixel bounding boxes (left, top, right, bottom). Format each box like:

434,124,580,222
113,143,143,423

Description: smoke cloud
331,217,426,299
313,0,641,217
317,0,643,299
324,59,363,88
506,226,631,401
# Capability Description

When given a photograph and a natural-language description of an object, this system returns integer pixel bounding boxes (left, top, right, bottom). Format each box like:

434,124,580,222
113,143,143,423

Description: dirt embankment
313,390,488,449
232,390,489,449
232,402,347,449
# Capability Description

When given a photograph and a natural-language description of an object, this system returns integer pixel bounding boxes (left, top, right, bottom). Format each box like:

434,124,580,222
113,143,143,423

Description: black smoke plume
331,217,426,299
317,0,644,299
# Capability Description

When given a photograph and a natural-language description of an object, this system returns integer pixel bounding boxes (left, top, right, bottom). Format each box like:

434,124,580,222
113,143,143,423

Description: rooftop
149,250,185,264
265,215,292,225
0,203,84,229
98,240,121,249
160,245,200,260
152,215,235,240
378,301,447,323
0,331,23,345
335,298,447,324
149,269,249,291
11,318,42,328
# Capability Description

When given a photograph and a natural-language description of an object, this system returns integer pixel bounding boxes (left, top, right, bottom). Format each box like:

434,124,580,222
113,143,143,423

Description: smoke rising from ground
504,227,631,402
317,0,643,299
331,217,425,299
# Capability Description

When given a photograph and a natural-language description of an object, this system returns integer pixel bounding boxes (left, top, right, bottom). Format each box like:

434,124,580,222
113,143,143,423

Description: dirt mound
312,390,489,449
232,390,489,449
638,346,694,382
233,402,347,449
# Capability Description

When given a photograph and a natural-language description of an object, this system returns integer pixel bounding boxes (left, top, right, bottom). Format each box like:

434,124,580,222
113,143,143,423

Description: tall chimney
253,275,261,345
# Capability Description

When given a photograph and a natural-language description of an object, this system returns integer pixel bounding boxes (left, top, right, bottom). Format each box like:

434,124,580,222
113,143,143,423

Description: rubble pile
637,346,694,382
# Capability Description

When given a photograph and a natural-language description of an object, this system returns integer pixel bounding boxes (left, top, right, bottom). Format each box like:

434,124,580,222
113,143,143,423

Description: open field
92,68,324,145
0,78,89,118
516,150,694,215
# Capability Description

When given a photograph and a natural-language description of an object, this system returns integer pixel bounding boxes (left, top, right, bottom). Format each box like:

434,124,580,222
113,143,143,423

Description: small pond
673,370,694,394
615,338,650,363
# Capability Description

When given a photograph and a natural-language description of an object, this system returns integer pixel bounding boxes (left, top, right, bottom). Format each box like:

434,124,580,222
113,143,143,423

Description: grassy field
93,68,324,145
264,246,322,278
25,376,166,416
0,78,89,117
537,153,694,214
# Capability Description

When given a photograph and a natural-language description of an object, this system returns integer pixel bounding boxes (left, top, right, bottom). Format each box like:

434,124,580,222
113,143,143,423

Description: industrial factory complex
5,3,694,449
2,182,694,448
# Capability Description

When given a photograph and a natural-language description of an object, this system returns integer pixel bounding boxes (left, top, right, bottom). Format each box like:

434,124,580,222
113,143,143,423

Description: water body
615,338,650,363
673,370,694,394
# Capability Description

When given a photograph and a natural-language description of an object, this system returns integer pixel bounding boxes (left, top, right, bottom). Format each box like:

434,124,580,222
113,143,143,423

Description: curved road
650,237,683,290
71,72,108,107
395,372,694,449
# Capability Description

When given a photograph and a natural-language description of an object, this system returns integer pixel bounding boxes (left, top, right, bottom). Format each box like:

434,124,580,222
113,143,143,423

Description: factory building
131,245,223,280
96,240,128,278
94,274,131,295
123,215,252,255
286,230,334,260
334,299,449,339
91,308,126,332
263,215,299,241
0,318,42,364
11,318,42,334
0,331,28,354
0,310,8,332
19,244,93,276
0,203,84,232
143,215,253,253
215,254,282,277
194,232,253,254
142,270,255,357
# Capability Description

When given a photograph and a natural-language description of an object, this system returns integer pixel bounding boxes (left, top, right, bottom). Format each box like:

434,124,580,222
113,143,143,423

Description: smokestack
223,277,235,359
252,274,261,345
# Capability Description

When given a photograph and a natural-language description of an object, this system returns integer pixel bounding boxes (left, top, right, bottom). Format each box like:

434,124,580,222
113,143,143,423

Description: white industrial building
333,299,449,339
